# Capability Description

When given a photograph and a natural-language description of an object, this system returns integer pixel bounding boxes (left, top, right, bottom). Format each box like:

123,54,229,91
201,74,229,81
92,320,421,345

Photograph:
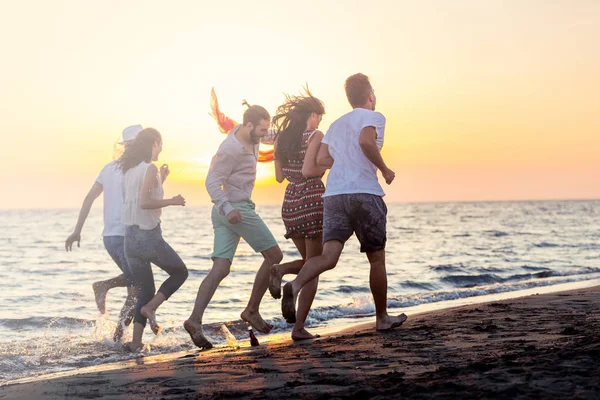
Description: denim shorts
103,235,136,287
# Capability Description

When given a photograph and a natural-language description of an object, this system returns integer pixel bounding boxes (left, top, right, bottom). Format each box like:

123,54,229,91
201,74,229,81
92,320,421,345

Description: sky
1,0,599,208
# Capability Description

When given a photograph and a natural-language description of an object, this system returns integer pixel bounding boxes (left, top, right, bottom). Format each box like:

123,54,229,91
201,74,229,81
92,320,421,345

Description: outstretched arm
65,182,103,251
358,126,395,185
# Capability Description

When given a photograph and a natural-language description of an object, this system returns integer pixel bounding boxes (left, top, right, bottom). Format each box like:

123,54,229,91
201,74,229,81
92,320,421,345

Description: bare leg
269,238,306,299
282,240,343,323
241,246,283,333
269,259,304,299
140,292,167,335
92,274,126,314
367,250,407,331
185,258,231,349
125,322,145,352
292,237,322,340
113,286,138,342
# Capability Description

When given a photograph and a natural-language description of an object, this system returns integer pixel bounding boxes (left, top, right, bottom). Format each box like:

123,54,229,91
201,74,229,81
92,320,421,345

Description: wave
337,285,371,294
484,230,509,237
442,274,501,288
429,264,465,273
534,242,560,248
521,265,551,271
400,281,438,291
286,270,600,328
441,267,600,288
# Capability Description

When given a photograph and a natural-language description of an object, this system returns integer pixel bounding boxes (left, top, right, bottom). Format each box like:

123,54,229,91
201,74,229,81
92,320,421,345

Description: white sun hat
120,125,143,144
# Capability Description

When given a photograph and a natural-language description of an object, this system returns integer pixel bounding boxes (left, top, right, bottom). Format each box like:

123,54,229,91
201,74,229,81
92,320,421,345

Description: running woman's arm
358,126,395,184
65,182,103,251
302,131,328,177
274,160,285,183
140,163,185,209
273,136,285,183
316,143,334,170
160,164,170,183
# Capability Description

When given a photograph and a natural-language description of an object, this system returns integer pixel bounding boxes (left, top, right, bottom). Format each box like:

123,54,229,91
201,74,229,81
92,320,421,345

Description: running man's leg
227,202,281,333
282,240,343,323
353,194,406,331
184,257,231,349
185,206,240,349
241,245,283,333
282,195,352,323
367,250,407,331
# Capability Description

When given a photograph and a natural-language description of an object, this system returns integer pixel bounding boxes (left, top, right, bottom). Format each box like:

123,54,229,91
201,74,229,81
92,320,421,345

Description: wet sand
1,286,599,399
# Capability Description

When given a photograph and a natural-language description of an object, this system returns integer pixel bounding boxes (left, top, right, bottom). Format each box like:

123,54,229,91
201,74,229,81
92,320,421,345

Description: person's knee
264,246,283,265
367,250,385,266
180,266,189,282
321,252,339,271
211,261,231,280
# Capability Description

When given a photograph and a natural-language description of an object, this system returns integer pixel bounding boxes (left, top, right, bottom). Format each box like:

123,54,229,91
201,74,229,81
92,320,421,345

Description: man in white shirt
65,125,148,341
281,74,407,331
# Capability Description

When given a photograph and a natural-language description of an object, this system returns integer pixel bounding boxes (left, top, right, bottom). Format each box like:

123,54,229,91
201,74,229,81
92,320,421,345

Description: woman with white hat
65,125,145,341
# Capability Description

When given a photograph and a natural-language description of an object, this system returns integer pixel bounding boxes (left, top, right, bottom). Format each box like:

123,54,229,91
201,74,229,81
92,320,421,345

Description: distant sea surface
1,200,599,382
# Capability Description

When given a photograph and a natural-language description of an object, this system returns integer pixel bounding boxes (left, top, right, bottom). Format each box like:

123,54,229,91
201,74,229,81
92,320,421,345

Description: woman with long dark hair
117,128,188,352
269,87,327,340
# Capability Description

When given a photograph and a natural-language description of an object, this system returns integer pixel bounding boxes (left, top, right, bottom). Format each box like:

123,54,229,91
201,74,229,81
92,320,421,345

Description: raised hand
160,164,170,182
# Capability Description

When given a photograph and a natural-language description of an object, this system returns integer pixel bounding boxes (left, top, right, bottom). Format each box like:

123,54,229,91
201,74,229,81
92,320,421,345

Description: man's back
322,108,386,197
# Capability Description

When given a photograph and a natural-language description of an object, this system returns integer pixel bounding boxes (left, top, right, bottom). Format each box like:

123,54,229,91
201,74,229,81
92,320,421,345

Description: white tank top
121,162,164,230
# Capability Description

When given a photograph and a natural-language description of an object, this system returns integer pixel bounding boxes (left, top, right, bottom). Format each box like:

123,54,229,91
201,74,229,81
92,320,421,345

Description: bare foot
122,342,143,353
240,309,272,334
281,282,297,324
291,327,320,341
376,313,408,331
269,264,283,299
140,306,161,335
92,282,108,314
183,320,213,350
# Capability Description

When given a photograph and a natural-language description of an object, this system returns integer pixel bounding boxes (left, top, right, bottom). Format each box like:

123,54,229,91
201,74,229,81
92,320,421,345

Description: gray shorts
322,194,387,253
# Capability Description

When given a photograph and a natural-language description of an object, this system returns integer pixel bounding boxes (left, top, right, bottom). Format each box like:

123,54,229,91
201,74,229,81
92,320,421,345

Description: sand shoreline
2,285,600,399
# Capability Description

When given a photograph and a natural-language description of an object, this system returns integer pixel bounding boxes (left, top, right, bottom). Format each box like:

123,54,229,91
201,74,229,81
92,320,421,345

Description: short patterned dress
280,130,325,239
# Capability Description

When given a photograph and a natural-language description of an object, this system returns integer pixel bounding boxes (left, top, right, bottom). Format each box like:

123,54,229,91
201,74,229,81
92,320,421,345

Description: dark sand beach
2,286,599,399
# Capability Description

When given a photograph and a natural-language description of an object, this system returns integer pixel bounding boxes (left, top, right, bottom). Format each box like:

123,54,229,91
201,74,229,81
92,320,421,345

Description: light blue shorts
211,201,278,262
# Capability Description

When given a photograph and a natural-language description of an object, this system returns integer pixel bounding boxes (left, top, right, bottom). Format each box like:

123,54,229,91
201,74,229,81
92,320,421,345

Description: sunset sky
1,0,599,208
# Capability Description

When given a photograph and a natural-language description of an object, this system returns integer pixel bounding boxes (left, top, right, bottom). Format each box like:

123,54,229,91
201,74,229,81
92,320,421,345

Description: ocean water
1,200,599,382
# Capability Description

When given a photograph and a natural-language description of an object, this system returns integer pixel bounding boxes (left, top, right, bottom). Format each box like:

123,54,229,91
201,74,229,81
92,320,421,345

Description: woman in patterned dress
269,88,327,340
